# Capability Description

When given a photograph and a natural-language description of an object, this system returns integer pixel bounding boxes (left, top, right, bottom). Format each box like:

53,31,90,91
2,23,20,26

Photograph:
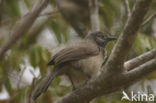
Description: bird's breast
77,52,104,76
67,51,104,87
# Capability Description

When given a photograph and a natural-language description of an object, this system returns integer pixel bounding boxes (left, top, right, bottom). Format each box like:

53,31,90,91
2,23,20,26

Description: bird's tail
32,69,58,100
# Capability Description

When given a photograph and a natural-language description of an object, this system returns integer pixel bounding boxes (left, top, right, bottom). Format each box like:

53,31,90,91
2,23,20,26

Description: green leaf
28,45,51,74
48,20,62,43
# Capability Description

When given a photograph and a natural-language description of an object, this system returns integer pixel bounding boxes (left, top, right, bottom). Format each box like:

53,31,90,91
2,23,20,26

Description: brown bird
33,31,116,100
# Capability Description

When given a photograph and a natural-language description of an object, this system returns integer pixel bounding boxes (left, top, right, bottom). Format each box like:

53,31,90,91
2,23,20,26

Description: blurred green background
0,0,156,103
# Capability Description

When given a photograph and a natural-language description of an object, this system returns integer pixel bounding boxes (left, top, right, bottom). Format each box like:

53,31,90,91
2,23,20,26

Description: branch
123,57,156,83
55,51,156,103
88,0,100,32
39,9,58,17
0,0,50,59
141,12,156,26
28,78,37,103
0,9,58,28
19,10,58,49
55,56,156,103
105,0,152,71
124,0,131,19
124,49,156,70
55,0,153,103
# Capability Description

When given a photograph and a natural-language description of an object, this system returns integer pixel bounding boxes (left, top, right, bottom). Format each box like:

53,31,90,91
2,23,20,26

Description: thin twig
124,0,131,19
0,0,50,59
39,9,59,17
0,9,58,28
141,12,156,26
88,0,100,32
28,78,37,103
17,66,26,91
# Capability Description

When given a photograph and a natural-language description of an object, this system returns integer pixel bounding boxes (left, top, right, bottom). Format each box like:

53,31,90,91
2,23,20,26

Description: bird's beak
107,36,117,41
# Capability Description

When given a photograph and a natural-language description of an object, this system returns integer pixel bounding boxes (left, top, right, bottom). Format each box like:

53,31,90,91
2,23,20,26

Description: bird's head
86,31,117,48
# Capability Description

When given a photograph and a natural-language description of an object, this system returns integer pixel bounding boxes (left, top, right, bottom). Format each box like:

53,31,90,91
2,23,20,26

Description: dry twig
88,0,100,32
142,12,156,26
124,0,131,19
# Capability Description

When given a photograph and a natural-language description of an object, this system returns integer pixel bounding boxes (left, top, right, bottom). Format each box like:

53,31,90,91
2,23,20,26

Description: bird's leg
66,73,76,91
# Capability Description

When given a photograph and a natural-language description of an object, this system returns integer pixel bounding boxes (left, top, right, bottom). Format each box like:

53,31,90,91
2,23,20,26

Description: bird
33,31,117,100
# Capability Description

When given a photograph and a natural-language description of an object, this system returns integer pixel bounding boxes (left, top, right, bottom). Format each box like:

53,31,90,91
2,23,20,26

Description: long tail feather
33,69,57,100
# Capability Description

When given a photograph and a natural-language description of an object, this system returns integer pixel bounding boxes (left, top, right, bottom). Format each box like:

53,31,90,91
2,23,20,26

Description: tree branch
55,54,156,103
0,0,50,59
105,0,152,71
123,57,156,83
55,51,156,103
88,0,100,32
124,0,131,19
55,0,153,103
124,49,156,70
141,12,156,26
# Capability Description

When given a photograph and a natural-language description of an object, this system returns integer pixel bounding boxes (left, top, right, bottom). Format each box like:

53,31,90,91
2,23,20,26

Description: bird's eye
98,35,104,39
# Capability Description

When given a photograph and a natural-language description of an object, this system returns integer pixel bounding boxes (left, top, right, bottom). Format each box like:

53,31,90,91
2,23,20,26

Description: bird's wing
48,41,100,66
